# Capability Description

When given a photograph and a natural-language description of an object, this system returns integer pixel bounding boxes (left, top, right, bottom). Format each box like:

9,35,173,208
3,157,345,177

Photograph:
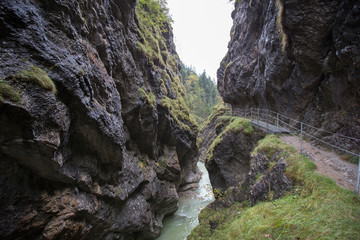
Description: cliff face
218,0,360,148
0,0,199,239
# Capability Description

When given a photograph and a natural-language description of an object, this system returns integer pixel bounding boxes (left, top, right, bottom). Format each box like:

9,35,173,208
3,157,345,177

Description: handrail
229,107,360,195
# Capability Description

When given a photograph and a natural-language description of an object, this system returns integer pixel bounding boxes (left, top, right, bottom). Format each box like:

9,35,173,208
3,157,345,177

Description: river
156,162,214,240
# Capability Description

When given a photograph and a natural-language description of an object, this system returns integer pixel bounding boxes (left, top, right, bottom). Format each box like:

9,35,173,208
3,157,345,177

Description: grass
189,135,360,240
206,117,254,162
13,65,56,94
0,79,22,104
341,153,359,164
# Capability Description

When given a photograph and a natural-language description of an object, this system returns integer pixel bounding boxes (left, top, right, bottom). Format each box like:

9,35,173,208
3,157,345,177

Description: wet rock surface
0,0,199,239
218,0,360,151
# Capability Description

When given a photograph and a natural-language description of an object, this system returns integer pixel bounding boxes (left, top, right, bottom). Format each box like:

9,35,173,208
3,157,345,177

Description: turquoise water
156,162,214,240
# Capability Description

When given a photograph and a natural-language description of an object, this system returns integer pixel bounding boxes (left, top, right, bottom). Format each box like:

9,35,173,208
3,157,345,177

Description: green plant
275,0,288,52
0,79,22,104
189,135,360,240
13,65,56,94
206,117,254,162
138,87,156,109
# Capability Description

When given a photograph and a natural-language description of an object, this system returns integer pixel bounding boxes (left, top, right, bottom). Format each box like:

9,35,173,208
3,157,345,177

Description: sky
166,0,234,81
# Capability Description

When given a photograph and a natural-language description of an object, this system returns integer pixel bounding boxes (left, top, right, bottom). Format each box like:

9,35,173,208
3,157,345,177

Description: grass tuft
13,65,56,94
0,79,22,104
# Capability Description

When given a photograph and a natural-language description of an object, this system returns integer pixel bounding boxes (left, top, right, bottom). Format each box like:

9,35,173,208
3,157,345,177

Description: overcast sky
166,0,234,81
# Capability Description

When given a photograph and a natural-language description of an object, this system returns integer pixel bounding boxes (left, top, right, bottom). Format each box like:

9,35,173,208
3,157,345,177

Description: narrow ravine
156,162,214,240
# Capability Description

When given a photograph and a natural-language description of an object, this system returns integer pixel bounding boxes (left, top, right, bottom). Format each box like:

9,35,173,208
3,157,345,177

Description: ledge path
280,136,358,191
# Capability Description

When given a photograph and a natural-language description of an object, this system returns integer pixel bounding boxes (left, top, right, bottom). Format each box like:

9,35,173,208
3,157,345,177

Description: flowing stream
156,162,214,240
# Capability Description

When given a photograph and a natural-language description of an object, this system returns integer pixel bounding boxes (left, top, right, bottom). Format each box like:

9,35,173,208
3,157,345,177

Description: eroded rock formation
218,0,360,150
0,0,199,239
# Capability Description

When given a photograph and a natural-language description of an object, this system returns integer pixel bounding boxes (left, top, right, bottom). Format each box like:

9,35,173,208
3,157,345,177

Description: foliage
0,79,22,104
13,65,56,94
180,63,219,124
189,135,360,240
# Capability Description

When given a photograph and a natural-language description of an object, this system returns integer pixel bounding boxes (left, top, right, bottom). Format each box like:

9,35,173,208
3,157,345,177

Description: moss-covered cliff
0,0,199,239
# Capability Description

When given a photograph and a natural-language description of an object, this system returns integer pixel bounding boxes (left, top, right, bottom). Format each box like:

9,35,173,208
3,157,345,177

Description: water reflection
156,162,214,240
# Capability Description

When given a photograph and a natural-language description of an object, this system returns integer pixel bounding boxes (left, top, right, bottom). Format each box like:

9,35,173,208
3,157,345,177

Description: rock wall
202,113,292,206
218,0,360,150
0,0,199,239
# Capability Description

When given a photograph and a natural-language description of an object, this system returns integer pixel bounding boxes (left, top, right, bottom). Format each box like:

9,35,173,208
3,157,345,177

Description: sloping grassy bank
189,135,360,240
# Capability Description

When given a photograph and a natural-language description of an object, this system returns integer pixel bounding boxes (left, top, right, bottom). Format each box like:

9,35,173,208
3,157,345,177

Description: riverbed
156,162,214,240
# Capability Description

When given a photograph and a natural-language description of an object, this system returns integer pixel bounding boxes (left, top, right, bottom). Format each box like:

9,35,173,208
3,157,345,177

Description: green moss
0,79,22,104
138,87,156,109
13,65,56,94
136,0,196,133
206,117,253,162
160,96,197,132
190,135,360,240
276,0,288,52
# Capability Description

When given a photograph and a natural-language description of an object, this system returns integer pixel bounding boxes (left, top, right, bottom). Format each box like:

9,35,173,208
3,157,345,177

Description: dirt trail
280,135,358,191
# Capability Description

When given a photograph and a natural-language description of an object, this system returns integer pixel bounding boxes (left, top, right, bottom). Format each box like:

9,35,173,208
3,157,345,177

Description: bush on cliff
189,135,360,240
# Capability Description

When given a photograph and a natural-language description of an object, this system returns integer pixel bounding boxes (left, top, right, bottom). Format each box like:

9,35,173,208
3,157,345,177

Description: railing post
258,109,260,124
276,113,279,133
356,155,360,195
245,109,247,119
250,108,253,122
300,122,303,153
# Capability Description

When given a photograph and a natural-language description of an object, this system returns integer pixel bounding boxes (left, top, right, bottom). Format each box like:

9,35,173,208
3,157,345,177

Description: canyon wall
0,0,199,239
218,0,360,150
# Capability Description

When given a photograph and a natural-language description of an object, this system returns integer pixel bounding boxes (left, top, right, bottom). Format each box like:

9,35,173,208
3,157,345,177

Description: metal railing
226,108,360,195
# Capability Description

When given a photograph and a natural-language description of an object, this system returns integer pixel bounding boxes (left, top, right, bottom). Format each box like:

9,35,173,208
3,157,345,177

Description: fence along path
226,108,360,195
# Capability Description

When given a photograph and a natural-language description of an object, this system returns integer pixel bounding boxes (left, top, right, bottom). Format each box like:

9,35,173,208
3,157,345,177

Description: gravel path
280,135,358,191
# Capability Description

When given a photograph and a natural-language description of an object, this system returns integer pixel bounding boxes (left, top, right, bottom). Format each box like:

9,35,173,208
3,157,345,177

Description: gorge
1,0,360,239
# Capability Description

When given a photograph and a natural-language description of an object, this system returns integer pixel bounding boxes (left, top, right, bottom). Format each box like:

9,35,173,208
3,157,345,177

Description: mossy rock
13,65,56,94
0,79,22,104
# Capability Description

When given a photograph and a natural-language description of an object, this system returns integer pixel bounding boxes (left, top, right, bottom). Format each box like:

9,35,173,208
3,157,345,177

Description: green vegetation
0,79,22,104
136,0,175,67
206,117,254,162
276,0,288,52
138,87,156,109
136,0,197,133
341,154,359,164
160,96,197,132
189,135,360,240
13,65,56,94
197,104,230,148
180,63,219,124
